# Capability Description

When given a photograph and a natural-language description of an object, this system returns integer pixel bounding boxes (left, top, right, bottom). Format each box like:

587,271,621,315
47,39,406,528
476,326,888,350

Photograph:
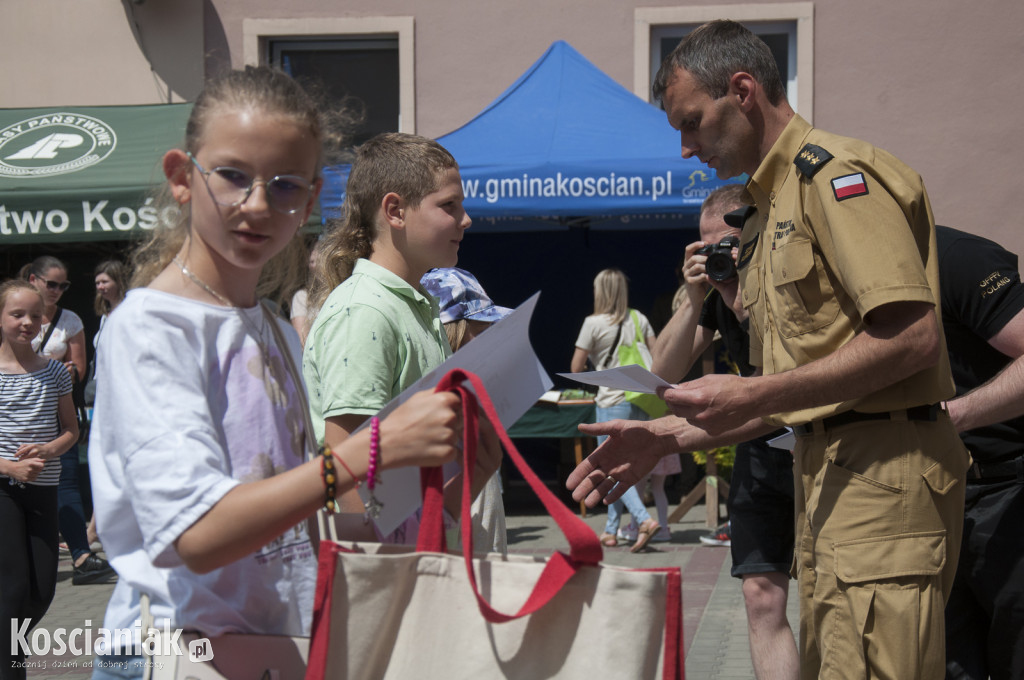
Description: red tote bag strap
417,368,603,624
416,465,450,555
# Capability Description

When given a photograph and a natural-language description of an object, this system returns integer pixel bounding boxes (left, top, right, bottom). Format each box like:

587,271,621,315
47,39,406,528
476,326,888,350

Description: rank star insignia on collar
794,143,834,178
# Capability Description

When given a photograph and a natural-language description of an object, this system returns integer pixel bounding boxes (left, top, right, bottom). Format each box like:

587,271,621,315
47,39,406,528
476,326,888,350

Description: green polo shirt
302,258,452,444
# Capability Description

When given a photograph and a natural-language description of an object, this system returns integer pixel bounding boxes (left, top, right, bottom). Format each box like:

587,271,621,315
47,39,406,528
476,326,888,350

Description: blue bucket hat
420,267,513,324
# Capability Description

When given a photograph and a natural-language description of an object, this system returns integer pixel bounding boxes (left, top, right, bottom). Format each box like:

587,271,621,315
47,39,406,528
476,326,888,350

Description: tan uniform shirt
737,115,955,426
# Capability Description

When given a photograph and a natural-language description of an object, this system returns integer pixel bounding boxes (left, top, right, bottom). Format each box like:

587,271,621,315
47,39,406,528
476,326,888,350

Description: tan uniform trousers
792,412,969,680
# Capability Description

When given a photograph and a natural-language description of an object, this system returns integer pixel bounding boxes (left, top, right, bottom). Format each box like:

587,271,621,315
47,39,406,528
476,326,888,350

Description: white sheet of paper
768,428,796,451
356,292,552,536
557,364,673,394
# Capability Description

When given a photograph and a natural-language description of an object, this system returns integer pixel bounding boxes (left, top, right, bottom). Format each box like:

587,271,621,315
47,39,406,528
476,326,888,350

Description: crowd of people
1,19,1020,680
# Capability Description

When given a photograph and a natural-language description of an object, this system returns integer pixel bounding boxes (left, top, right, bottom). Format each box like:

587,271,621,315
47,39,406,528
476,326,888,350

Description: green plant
691,444,735,480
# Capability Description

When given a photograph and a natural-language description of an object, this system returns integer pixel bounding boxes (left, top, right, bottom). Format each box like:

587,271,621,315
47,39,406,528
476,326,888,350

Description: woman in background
94,260,127,319
88,260,129,402
571,268,660,552
81,260,129,547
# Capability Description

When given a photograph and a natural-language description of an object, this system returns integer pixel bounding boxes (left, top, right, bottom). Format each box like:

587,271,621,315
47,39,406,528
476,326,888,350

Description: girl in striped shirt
0,279,79,675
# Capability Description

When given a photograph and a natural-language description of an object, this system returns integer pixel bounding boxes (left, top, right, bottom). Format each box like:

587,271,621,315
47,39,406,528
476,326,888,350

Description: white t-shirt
290,288,308,320
575,310,655,408
93,313,108,349
32,306,84,361
88,288,317,639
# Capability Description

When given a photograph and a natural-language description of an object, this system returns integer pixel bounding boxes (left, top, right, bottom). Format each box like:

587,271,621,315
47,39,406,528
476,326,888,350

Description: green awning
0,104,191,244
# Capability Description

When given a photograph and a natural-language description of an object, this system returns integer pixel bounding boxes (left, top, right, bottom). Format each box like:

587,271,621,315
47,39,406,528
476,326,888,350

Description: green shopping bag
617,310,669,418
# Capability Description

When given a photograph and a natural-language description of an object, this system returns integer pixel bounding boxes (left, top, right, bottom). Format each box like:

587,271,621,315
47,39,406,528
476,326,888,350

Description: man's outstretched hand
567,418,675,508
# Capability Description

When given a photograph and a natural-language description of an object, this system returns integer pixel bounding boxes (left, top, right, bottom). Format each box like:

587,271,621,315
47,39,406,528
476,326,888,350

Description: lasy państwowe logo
0,113,117,178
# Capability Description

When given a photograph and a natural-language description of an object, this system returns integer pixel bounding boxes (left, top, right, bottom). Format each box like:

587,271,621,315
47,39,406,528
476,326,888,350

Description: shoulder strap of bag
598,318,626,370
629,309,646,346
262,304,338,543
84,315,104,395
418,368,603,624
38,306,62,356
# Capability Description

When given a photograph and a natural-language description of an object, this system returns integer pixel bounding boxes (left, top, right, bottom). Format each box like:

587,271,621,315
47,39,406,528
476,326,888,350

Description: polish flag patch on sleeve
831,172,869,201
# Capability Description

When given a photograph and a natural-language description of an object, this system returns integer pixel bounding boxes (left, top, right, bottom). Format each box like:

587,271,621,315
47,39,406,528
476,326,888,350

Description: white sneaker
617,523,638,542
699,521,732,547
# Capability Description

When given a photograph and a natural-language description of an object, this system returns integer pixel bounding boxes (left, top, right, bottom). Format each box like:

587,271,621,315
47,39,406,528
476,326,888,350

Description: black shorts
728,433,795,578
945,476,1024,680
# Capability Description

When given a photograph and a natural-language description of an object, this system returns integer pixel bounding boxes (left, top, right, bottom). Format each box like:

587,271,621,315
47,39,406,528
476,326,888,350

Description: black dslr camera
696,236,740,282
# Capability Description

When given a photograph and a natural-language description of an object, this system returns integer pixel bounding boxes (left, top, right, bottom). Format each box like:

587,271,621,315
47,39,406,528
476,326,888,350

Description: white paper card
356,292,552,536
768,428,796,451
556,364,673,394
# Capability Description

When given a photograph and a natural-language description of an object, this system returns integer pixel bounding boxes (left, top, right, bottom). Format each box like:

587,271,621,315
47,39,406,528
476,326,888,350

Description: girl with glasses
88,66,463,679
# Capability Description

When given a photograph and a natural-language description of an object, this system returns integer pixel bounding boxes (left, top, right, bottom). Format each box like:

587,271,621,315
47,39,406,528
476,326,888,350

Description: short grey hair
653,20,786,107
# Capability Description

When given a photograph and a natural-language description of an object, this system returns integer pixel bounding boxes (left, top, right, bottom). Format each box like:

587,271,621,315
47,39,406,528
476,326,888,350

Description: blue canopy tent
321,40,731,231
320,42,740,429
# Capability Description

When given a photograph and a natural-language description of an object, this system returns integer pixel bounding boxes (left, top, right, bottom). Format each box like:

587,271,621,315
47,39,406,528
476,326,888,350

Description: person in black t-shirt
651,184,798,680
936,225,1024,680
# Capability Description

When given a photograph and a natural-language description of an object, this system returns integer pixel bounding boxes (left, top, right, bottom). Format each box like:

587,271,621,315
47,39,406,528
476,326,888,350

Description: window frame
634,3,814,121
242,16,415,133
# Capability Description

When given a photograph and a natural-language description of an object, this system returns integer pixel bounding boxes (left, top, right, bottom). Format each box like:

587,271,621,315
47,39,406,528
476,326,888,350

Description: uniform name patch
831,173,868,201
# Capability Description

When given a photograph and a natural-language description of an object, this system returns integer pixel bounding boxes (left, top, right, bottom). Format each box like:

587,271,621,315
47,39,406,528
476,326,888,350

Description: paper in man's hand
557,364,672,394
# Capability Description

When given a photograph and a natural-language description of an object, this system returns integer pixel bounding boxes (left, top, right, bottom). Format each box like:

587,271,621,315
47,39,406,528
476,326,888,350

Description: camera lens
706,253,737,282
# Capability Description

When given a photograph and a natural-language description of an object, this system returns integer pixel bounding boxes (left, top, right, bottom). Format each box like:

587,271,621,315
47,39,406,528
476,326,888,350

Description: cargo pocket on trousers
811,458,904,537
833,532,946,675
921,448,969,495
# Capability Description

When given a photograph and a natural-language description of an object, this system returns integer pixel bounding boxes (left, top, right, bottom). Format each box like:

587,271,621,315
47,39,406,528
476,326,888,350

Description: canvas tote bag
305,368,684,680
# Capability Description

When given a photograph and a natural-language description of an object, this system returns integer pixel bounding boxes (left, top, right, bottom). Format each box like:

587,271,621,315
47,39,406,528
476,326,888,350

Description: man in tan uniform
567,20,969,679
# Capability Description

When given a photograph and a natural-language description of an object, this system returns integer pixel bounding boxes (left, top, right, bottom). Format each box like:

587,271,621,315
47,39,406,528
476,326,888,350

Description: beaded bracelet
319,445,338,514
364,416,384,519
320,444,361,514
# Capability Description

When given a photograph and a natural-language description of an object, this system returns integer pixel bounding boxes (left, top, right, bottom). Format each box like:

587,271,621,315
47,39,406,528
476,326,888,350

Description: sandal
600,532,618,547
630,519,661,553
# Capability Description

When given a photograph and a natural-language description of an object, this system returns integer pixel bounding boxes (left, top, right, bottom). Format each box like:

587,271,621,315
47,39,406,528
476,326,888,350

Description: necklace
172,256,274,368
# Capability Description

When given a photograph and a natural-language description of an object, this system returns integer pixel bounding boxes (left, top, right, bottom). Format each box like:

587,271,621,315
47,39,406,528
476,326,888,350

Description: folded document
557,364,672,394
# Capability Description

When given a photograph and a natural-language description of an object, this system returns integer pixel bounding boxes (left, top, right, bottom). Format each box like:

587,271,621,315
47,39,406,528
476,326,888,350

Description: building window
270,38,399,146
651,21,797,107
243,16,415,138
634,4,813,120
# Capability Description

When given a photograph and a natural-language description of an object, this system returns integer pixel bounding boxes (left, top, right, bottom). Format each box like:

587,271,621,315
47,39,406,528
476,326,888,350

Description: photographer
651,184,798,680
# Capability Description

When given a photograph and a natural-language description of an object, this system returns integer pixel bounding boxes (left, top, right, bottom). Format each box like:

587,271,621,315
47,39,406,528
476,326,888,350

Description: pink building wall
3,0,1022,256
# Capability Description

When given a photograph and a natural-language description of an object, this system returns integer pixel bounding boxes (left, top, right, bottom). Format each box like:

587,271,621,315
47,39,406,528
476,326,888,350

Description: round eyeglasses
187,152,314,215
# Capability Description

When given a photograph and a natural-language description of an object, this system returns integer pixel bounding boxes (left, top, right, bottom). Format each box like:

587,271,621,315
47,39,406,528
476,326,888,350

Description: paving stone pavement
23,503,799,679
